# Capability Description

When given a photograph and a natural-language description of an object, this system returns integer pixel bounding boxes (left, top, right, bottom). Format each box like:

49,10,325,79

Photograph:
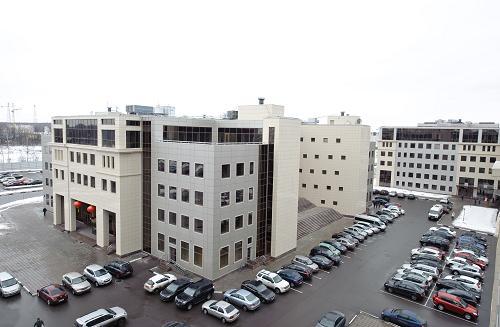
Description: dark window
328,154,333,159
341,155,346,160
158,184,165,197
236,163,244,176
70,151,74,162
311,137,315,142
221,192,230,206
126,131,141,148
220,246,229,268
323,138,328,143
181,215,189,229
222,164,230,178
169,212,177,225
195,191,203,206
90,154,95,165
101,119,115,125
480,157,486,162
381,128,394,140
249,187,254,200
181,189,189,202
169,186,177,199
90,176,95,188
482,129,499,143
249,162,254,174
54,128,63,143
157,233,165,252
102,179,107,190
315,154,319,159
65,119,98,145
462,129,479,143
236,189,244,203
158,159,165,172
395,128,459,142
182,162,190,175
101,130,115,147
169,160,177,173
217,127,262,143
336,138,341,143
310,169,314,174
322,170,327,175
470,156,476,162
126,120,141,126
181,241,189,261
158,209,165,222
163,125,213,142
194,219,203,233
235,215,243,229
248,212,253,225
110,181,116,193
221,219,229,234
195,163,204,177
303,154,307,158
76,152,81,163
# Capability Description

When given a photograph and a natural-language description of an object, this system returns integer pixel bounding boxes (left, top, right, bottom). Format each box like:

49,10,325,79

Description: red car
454,252,487,270
433,291,478,321
37,284,68,305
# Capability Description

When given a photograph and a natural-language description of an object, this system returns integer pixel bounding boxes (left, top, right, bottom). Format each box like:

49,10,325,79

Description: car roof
86,264,104,271
295,255,309,260
76,308,109,322
41,284,62,291
64,272,84,279
234,289,252,296
0,271,14,281
216,301,232,309
150,274,167,282
190,278,212,287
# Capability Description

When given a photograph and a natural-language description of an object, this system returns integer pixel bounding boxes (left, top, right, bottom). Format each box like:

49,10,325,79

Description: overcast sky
1,0,499,128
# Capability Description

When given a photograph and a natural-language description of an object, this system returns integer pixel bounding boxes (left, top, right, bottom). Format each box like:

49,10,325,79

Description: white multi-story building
377,120,500,198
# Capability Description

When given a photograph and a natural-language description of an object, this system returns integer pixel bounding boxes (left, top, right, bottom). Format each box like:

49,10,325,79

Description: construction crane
0,102,22,122
11,107,21,123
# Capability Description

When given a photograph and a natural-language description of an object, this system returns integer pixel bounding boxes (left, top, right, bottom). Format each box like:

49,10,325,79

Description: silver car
352,224,374,236
450,264,484,281
62,272,91,295
318,243,341,256
83,264,112,287
0,272,21,297
223,288,261,311
202,300,240,323
75,307,127,327
292,255,319,272
345,227,367,238
355,221,380,233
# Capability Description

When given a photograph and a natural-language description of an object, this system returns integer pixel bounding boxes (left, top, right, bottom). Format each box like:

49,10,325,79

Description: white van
428,204,444,221
354,214,387,231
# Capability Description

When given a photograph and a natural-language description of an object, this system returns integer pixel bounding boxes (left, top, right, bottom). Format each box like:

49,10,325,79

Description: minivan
354,215,387,231
175,278,214,310
428,204,444,221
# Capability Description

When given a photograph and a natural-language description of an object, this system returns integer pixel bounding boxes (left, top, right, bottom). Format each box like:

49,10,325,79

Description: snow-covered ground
452,205,498,235
0,196,43,213
374,186,449,200
0,145,42,163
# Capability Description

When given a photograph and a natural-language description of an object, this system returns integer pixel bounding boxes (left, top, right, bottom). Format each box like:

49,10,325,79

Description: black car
310,247,341,265
443,288,479,307
241,280,275,304
410,253,443,263
372,189,380,195
276,269,303,287
462,232,487,243
378,190,389,196
423,231,454,241
407,194,416,200
103,260,133,279
333,232,359,245
420,236,450,251
315,311,346,327
410,259,443,272
436,279,481,302
376,215,391,224
342,229,364,242
384,279,426,301
372,199,387,206
160,278,192,302
281,263,313,280
175,278,214,310
321,240,347,254
309,255,334,270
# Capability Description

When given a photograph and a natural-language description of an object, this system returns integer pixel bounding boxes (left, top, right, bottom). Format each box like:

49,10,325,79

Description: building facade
41,133,53,211
299,114,374,215
377,120,500,198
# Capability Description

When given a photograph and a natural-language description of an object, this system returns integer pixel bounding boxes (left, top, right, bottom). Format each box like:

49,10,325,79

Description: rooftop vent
258,97,265,105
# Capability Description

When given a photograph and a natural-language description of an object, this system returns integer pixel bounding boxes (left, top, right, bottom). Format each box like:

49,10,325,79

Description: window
321,200,325,204
235,215,244,229
110,181,116,193
461,156,467,161
221,192,230,206
158,159,165,172
182,162,190,175
433,154,439,160
248,187,254,200
221,219,229,234
469,167,475,173
76,173,81,184
101,118,115,125
101,130,115,147
311,137,315,142
341,155,346,160
236,189,244,203
336,138,341,143
323,138,328,143
300,137,303,142
332,201,338,205
126,131,141,148
326,185,331,190
181,215,189,229
53,128,63,143
303,154,307,159
157,233,165,252
126,120,140,126
83,174,88,186
314,154,319,159
158,184,165,197
235,241,243,262
169,237,176,244
328,155,333,159
302,184,306,188
195,191,203,206
181,241,189,262
169,186,177,199
479,168,485,174
339,186,344,191
248,237,253,244
90,154,95,165
249,162,254,174
470,156,476,162
220,246,229,268
90,176,95,188
102,179,107,190
480,156,486,162
169,160,177,173
158,209,165,222
194,219,203,233
491,157,496,163
442,155,448,160
310,169,314,174
222,164,230,178
61,170,65,180
236,163,244,176
55,169,59,179
195,163,204,177
169,212,177,225
441,165,447,170
194,246,203,267
314,184,318,189
322,170,327,175
76,152,81,163
181,189,189,202
248,212,253,225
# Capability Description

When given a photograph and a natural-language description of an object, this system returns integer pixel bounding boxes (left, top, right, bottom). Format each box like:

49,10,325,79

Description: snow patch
0,146,42,163
374,186,449,200
0,196,43,213
452,205,498,235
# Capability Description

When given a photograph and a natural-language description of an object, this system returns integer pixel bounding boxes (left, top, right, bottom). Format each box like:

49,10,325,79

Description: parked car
462,231,487,243
309,255,334,270
355,221,380,234
390,273,430,292
446,256,481,270
450,263,484,281
458,235,487,248
397,268,435,282
104,260,133,278
144,273,176,293
241,280,276,304
453,249,488,265
409,259,443,272
255,269,290,294
456,242,487,256
160,278,192,302
400,264,439,280
372,189,380,195
161,322,189,327
347,225,370,237
342,229,365,242
276,269,303,287
75,307,127,327
62,272,91,295
320,239,348,254
419,235,450,251
281,263,313,280
334,232,359,245
443,288,479,307
315,311,346,327
310,247,341,265
407,194,416,200
411,247,445,259
384,279,426,301
436,279,481,302
0,272,21,297
453,252,487,270
318,242,342,256
201,300,240,324
334,237,356,250
292,255,319,272
371,213,394,224
378,190,389,196
37,284,68,305
175,278,214,310
410,253,443,263
389,191,397,197
432,291,478,320
223,288,261,311
83,264,112,287
429,226,456,237
422,230,454,241
381,308,427,327
351,224,373,236
443,275,481,293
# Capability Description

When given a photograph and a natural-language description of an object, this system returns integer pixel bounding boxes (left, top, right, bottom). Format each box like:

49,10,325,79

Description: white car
446,257,481,270
387,205,405,215
144,273,176,293
255,269,290,294
396,268,433,282
411,247,444,259
429,226,456,236
449,263,484,281
75,307,127,327
0,272,21,297
292,255,319,272
355,221,380,233
0,176,15,183
202,300,240,324
443,275,482,292
389,191,397,197
62,272,91,295
400,264,439,279
83,264,112,287
352,224,373,236
453,249,489,265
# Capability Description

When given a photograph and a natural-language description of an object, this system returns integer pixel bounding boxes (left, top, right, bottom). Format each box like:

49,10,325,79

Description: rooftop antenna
33,105,38,123
11,107,21,123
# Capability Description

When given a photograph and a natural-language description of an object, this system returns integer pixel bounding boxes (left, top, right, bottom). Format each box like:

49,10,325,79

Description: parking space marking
427,306,478,325
128,257,144,263
214,291,223,294
290,288,303,294
343,255,351,259
319,269,330,274
313,275,322,280
303,282,313,286
424,283,437,306
362,244,368,247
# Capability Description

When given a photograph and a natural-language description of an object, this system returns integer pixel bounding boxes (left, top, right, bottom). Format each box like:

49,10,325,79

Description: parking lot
0,197,496,326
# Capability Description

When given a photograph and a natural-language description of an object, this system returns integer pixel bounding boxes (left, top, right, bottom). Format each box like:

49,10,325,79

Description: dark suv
103,261,133,279
175,278,214,310
160,278,192,302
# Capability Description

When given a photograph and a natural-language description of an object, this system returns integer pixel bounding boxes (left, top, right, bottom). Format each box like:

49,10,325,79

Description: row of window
396,171,454,181
397,142,457,150
396,162,455,171
397,153,456,160
460,155,496,163
44,162,53,171
70,151,96,165
302,154,347,160
300,137,342,143
157,236,204,268
301,184,344,191
157,185,204,205
221,213,253,233
395,181,453,192
459,166,493,174
299,168,340,175
53,149,64,161
379,151,394,157
462,144,497,152
158,160,204,177
380,142,394,147
222,162,254,178
158,210,205,233
221,188,254,206
66,171,117,193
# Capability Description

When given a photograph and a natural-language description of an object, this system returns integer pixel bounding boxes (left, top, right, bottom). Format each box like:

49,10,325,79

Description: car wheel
290,282,295,288
187,303,192,311
117,318,126,327
387,287,393,293
94,281,99,287
274,288,281,294
243,305,248,312
452,270,459,276
221,318,226,324
72,289,76,295
382,316,389,321
437,304,444,311
207,293,212,300
464,313,472,320
203,309,208,315
411,294,417,301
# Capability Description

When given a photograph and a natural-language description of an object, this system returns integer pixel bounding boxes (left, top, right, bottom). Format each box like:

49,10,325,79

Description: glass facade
256,144,274,257
66,119,98,145
101,130,115,147
396,128,459,142
142,121,152,253
462,129,479,143
54,128,63,143
481,129,499,143
381,128,394,140
126,131,141,148
163,126,212,142
218,128,262,143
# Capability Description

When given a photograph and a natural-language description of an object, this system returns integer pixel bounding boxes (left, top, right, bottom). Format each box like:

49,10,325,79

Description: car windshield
1,278,17,287
430,209,440,214
459,298,468,307
106,308,116,315
255,284,268,292
165,283,179,292
272,275,283,283
245,293,257,301
184,287,196,296
226,304,237,312
72,276,86,284
318,317,335,327
95,269,108,277
49,287,63,295
146,280,154,286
